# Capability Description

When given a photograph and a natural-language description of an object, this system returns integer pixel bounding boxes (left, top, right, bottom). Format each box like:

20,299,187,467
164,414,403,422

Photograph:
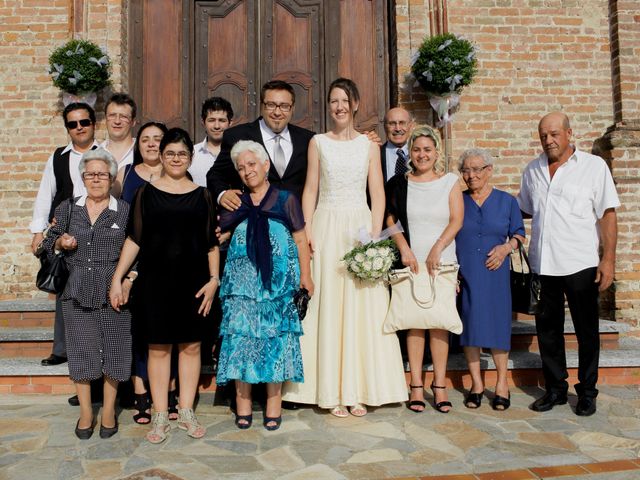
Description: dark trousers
52,295,66,357
535,267,600,399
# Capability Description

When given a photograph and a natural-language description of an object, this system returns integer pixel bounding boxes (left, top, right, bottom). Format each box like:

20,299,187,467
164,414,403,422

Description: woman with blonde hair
385,125,464,413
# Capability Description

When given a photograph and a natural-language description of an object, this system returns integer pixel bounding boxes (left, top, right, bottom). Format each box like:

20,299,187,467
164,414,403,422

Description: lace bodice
315,134,370,209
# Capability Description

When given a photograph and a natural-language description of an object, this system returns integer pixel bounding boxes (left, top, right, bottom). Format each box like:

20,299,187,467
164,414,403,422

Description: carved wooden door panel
130,0,391,136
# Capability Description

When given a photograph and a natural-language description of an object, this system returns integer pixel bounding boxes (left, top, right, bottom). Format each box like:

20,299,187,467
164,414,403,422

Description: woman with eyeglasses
110,128,220,443
455,148,525,411
41,147,132,439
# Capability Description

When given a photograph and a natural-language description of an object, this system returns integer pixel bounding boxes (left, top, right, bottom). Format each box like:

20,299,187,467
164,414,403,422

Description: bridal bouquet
342,239,397,281
342,222,403,281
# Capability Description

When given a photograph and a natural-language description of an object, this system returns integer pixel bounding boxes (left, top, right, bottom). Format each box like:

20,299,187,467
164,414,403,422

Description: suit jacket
207,118,315,201
380,142,389,183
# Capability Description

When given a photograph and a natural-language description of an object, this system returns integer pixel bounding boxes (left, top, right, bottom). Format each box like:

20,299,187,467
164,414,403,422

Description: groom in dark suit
380,107,414,183
207,80,315,210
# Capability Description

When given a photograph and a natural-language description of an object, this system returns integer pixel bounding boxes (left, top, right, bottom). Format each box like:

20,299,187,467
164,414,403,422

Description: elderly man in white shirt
30,102,99,367
518,112,619,417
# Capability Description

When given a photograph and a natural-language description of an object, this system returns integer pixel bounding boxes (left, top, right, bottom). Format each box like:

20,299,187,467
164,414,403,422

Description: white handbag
383,263,463,334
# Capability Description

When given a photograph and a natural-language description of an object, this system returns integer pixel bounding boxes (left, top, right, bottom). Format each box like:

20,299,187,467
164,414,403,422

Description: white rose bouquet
342,239,398,281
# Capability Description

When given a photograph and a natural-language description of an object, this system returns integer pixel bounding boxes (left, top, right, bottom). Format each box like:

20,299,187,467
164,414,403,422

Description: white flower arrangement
342,239,397,281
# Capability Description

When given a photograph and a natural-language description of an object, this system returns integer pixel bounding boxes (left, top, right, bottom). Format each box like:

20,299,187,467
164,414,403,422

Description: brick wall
0,0,125,300
396,0,639,327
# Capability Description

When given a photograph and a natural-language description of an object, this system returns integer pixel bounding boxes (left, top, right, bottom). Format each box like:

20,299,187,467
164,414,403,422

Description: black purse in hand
510,239,542,315
36,202,72,295
293,288,311,321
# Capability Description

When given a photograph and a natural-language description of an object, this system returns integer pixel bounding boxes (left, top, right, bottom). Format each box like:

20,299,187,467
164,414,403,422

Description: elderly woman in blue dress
216,140,313,431
42,147,132,439
455,148,525,411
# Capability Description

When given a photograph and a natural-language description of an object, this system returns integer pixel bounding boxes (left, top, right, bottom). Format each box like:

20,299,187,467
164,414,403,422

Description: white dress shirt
100,138,135,170
30,141,99,233
189,138,218,187
517,148,620,276
385,143,408,181
259,119,293,170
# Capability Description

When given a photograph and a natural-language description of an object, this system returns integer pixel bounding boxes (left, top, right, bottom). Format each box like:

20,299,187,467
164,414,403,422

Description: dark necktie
395,148,408,177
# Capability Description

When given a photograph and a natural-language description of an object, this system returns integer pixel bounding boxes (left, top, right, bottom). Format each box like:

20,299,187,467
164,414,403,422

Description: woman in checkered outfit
42,147,132,440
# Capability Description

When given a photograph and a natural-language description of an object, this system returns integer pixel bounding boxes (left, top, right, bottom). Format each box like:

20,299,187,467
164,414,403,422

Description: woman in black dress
110,128,220,444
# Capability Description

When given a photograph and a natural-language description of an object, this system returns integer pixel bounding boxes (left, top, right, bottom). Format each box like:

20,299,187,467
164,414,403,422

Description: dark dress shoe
41,354,67,366
68,395,80,406
530,392,568,412
99,419,119,439
576,397,596,416
282,401,299,410
75,419,94,440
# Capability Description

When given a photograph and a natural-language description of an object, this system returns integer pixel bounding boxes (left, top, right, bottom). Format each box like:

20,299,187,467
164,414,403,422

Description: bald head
384,107,414,147
538,112,573,163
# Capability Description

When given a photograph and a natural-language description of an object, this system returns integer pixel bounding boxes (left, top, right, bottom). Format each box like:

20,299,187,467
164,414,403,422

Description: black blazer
207,118,315,201
385,174,410,268
380,142,389,183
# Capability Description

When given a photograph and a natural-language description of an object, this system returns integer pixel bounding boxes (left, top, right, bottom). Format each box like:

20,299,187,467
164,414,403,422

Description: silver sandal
146,411,170,444
177,407,206,439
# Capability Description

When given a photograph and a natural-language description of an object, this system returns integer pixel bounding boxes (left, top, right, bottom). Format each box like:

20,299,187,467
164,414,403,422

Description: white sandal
146,411,170,444
177,407,206,439
329,405,349,418
349,403,368,417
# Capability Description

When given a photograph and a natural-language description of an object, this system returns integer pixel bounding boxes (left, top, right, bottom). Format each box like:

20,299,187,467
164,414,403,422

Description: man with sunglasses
30,102,99,367
207,80,314,211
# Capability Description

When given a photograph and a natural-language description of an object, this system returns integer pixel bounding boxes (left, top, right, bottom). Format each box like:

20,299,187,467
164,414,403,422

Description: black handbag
35,201,72,294
292,288,310,321
510,239,542,315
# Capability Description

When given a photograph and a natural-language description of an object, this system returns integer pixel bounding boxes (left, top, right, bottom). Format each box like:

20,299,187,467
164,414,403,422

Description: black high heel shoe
465,391,484,409
492,393,511,411
133,392,151,424
408,385,426,412
168,389,179,421
234,413,253,429
263,415,282,431
430,383,452,413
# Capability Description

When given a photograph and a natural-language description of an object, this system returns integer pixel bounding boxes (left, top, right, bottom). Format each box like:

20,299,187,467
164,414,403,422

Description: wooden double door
129,0,394,138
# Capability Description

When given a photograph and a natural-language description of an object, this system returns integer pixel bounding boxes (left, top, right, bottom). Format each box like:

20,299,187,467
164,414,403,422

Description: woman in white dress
282,78,407,416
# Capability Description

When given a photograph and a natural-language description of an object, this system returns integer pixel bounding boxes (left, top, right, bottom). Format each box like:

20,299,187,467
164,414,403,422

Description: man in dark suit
207,80,315,209
380,107,414,183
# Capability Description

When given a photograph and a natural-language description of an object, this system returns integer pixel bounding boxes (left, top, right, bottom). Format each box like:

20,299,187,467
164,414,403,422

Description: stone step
0,299,55,328
510,319,625,352
1,337,639,394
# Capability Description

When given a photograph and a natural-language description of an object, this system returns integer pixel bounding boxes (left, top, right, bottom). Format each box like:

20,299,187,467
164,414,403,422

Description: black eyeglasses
65,119,93,129
263,102,293,112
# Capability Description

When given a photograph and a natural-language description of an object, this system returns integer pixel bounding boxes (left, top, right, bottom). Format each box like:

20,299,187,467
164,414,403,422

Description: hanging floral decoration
48,39,111,95
410,33,478,126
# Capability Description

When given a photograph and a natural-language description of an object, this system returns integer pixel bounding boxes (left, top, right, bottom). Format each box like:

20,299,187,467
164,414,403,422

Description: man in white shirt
101,92,137,169
189,97,233,187
380,107,414,183
518,112,619,416
30,102,99,366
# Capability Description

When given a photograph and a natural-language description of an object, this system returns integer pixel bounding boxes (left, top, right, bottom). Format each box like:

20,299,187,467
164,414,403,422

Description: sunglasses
65,119,93,129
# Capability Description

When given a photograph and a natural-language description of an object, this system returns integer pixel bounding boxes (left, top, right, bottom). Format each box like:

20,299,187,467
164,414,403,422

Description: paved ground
1,385,639,480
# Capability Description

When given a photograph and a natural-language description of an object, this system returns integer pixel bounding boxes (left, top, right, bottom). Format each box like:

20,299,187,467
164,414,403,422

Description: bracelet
210,275,220,283
125,276,135,283
505,240,515,255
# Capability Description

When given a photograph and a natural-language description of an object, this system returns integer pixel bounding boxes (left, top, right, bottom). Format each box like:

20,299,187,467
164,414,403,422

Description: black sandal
263,415,282,431
235,413,253,429
492,393,511,411
133,392,151,425
408,384,426,412
430,383,452,413
465,391,484,409
168,389,179,421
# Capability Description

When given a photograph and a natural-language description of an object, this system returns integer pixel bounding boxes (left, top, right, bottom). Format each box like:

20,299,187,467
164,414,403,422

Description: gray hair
230,140,269,170
457,148,494,171
78,147,118,178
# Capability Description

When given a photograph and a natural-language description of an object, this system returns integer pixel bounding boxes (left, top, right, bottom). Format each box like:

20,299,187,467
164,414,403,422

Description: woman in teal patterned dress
216,140,313,431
